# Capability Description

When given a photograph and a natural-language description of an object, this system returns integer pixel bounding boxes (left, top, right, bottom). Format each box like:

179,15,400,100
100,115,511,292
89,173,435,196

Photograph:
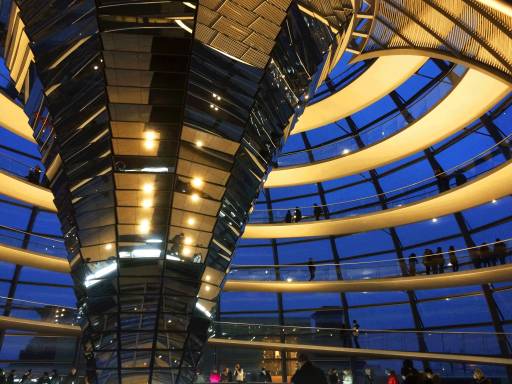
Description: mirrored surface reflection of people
63,368,77,384
20,370,32,384
291,353,328,384
494,238,507,265
0,369,6,384
448,245,458,272
308,257,316,281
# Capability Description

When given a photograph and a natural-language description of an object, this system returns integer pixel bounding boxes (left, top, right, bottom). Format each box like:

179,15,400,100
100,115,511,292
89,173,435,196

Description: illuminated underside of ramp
267,69,510,188
291,55,428,134
223,264,512,292
245,160,512,239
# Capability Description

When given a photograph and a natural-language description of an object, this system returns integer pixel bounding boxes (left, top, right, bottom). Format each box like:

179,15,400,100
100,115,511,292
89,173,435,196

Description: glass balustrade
227,239,511,282
209,321,509,357
249,137,510,223
277,66,466,167
0,296,79,325
0,224,67,257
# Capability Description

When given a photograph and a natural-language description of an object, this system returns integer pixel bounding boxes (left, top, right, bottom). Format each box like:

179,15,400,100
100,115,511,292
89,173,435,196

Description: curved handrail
250,133,510,223
230,238,511,269
279,65,462,167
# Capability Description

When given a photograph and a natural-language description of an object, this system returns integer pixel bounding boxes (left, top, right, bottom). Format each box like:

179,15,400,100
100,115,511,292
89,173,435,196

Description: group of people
284,204,326,223
291,355,492,384
408,239,508,276
0,368,78,384
203,364,272,383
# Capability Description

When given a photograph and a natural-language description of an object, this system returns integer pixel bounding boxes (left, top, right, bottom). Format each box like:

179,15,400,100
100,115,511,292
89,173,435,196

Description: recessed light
187,217,196,226
191,177,203,188
142,199,153,209
191,193,200,202
142,183,154,193
196,140,203,148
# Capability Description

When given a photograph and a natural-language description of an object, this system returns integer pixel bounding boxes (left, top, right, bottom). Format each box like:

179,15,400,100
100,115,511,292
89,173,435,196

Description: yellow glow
105,243,113,251
142,183,154,193
139,219,150,234
191,177,203,188
187,218,196,226
144,140,155,150
142,199,153,209
196,140,203,148
182,247,192,256
205,275,211,282
205,285,211,292
144,131,157,140
190,193,200,202
184,237,193,245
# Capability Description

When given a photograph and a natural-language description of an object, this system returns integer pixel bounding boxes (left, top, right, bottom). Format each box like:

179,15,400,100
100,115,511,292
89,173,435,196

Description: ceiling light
184,237,193,245
182,247,192,256
93,65,99,70
131,248,161,258
196,140,203,148
187,217,196,226
205,275,211,282
146,238,162,244
143,140,155,150
432,218,438,223
191,177,203,188
105,243,113,251
342,148,350,155
142,183,154,193
139,219,150,234
190,193,200,202
144,131,157,140
286,277,293,282
142,199,153,209
492,199,497,204
205,286,211,292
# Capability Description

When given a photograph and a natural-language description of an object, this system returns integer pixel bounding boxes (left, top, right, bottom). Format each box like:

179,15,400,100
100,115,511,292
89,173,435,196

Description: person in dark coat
313,204,323,221
0,369,6,384
6,371,15,384
308,258,316,281
409,253,417,276
401,360,419,384
20,370,32,384
258,367,272,383
423,249,433,275
291,353,328,384
37,372,50,384
285,210,292,223
294,207,302,223
352,320,361,348
494,238,507,265
62,368,77,384
448,245,458,272
480,242,492,267
435,247,445,273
